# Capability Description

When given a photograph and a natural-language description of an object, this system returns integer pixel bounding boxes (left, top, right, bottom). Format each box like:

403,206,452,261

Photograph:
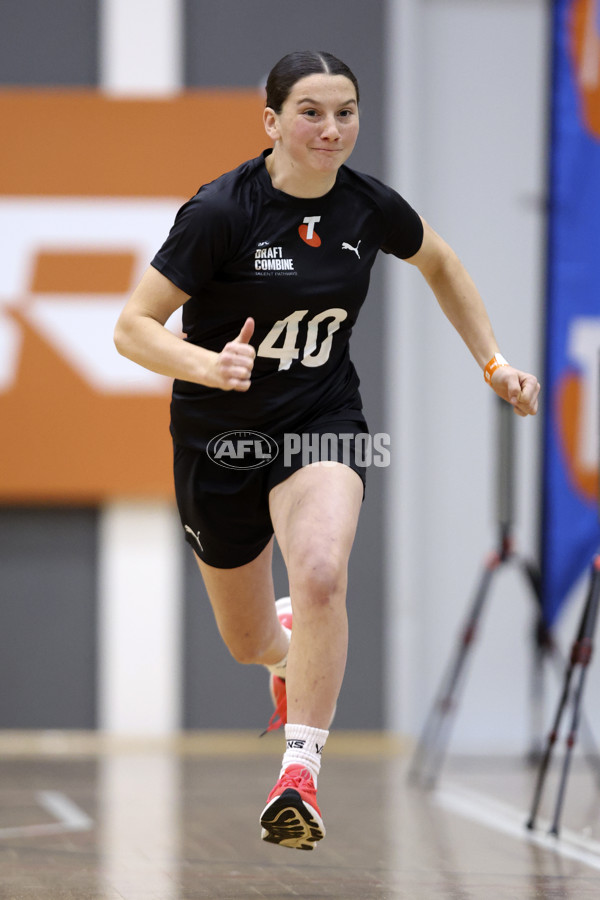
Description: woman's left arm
406,217,540,417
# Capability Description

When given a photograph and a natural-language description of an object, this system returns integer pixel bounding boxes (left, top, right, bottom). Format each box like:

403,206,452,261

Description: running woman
114,50,540,851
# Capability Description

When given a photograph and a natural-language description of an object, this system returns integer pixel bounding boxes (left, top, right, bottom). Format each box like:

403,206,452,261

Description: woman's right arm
114,266,255,392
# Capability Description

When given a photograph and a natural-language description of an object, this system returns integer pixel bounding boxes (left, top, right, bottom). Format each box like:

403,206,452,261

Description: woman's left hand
490,366,541,417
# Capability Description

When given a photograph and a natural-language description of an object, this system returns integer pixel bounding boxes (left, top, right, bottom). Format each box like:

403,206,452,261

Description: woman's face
264,73,359,178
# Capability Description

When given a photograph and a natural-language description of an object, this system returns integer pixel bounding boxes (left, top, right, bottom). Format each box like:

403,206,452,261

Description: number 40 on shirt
257,308,347,371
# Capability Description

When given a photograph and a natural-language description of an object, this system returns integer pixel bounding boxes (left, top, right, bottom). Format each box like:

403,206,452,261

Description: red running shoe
262,597,292,735
260,765,325,850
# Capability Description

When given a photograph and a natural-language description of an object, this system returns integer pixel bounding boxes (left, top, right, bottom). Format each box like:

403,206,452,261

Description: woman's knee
224,635,267,665
288,548,348,607
220,620,282,666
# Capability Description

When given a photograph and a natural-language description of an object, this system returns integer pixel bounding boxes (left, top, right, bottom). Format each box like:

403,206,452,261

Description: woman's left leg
260,461,363,849
268,461,363,729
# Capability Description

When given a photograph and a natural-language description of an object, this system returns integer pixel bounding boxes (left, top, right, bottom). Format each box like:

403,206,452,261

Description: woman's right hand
208,317,256,391
115,268,256,391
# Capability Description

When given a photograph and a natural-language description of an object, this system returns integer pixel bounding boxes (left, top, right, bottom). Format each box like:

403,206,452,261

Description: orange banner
0,89,266,502
570,0,600,138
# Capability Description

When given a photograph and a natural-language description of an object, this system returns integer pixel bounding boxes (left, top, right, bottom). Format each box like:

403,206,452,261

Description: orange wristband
483,353,509,384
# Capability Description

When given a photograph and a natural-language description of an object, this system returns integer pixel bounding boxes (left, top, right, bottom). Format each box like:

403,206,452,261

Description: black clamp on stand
408,397,551,788
526,555,600,836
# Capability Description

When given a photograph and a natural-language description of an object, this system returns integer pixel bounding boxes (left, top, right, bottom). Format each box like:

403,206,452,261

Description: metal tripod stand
526,556,600,836
408,397,551,788
526,354,600,836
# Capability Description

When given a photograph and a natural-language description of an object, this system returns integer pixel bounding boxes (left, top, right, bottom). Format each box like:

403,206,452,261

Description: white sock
281,723,329,786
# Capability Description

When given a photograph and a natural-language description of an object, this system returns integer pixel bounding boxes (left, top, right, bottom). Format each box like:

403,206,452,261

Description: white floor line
436,782,600,873
38,790,94,830
0,791,93,840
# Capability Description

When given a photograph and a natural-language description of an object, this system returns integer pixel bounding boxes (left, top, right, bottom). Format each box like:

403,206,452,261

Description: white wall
97,0,184,735
385,0,551,751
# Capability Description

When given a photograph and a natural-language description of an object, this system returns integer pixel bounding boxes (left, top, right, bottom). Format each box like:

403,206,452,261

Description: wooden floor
0,731,599,899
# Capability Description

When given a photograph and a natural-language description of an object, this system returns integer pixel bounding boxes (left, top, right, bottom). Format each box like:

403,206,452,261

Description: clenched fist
491,365,540,417
209,317,256,392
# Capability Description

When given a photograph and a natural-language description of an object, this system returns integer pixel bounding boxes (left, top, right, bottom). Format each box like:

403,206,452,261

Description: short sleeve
151,190,244,297
378,187,424,259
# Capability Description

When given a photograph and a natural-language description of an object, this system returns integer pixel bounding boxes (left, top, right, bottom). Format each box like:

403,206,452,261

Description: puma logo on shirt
342,240,361,259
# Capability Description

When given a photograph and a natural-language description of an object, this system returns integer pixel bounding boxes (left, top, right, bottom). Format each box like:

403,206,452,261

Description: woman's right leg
194,537,290,668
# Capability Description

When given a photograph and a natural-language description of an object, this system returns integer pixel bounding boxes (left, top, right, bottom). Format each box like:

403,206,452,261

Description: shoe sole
260,788,325,850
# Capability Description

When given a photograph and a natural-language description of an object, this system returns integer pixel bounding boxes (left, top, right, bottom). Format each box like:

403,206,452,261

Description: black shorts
173,413,369,568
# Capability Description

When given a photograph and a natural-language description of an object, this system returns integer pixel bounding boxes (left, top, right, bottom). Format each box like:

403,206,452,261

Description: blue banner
543,0,600,625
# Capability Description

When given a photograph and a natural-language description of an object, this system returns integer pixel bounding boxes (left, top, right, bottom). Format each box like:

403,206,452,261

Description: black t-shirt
151,150,424,447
